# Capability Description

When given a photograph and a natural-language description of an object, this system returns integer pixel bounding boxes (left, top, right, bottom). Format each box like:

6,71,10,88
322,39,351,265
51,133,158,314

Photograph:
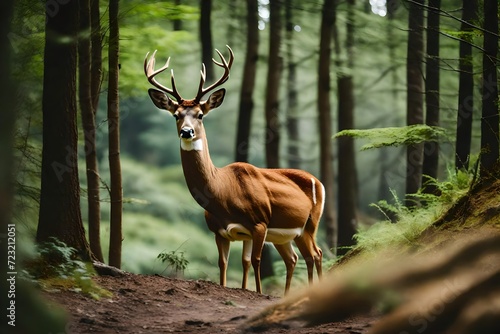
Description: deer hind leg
295,217,323,284
215,233,230,287
274,242,299,294
241,240,252,289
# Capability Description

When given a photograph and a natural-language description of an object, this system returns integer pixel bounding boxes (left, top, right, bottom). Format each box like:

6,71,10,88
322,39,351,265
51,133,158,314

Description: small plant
24,238,111,299
157,246,189,277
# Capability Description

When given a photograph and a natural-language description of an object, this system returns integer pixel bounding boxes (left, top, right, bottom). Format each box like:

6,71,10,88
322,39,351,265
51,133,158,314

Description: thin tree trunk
80,0,104,262
265,0,283,170
200,0,214,81
422,0,440,195
285,0,300,169
173,0,183,31
479,0,499,177
91,0,102,110
108,0,123,268
318,0,337,252
455,0,478,171
405,0,425,207
235,0,259,163
336,0,357,255
38,0,93,260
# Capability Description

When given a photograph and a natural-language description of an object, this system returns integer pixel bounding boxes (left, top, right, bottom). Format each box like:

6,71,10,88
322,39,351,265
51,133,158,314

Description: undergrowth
23,238,111,300
352,168,472,254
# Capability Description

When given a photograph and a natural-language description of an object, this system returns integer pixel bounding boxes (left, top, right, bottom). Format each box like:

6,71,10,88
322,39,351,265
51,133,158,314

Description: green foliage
335,125,449,151
157,246,189,277
24,238,111,300
354,169,473,253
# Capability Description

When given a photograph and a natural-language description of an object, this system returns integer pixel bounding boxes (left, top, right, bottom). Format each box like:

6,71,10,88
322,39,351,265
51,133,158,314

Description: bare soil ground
43,273,376,333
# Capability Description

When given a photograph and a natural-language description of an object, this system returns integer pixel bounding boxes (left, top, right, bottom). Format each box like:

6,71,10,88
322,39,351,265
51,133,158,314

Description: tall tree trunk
405,0,425,207
91,0,102,110
235,0,259,163
480,0,499,177
108,0,123,268
421,0,440,195
265,0,283,170
0,0,15,280
37,0,92,260
173,0,183,31
262,0,283,280
318,0,337,252
200,0,214,81
80,0,104,262
285,0,300,169
336,0,358,255
455,0,478,171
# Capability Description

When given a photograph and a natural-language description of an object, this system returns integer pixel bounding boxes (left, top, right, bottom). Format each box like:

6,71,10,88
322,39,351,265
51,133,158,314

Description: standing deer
144,45,323,294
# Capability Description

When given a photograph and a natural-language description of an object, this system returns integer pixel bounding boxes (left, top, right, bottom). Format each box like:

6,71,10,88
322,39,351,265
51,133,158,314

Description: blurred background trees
5,0,499,292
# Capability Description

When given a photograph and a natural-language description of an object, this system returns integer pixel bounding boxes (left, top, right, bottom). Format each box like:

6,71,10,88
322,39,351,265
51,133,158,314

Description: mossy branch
335,125,448,151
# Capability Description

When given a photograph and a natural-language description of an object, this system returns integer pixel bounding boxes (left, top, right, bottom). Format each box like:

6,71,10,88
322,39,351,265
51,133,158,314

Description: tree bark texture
336,0,358,255
480,0,499,177
285,0,300,169
265,0,283,170
108,0,123,268
235,0,259,163
455,0,478,171
422,0,440,195
405,0,425,207
0,0,15,287
318,0,337,251
37,0,92,260
200,0,214,82
80,0,104,262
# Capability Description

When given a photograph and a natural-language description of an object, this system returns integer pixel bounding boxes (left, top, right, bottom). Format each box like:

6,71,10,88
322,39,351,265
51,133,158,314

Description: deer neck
179,133,220,207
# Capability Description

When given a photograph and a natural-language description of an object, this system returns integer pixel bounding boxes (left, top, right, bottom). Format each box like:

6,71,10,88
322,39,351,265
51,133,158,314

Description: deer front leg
242,240,252,289
215,233,230,287
251,223,267,294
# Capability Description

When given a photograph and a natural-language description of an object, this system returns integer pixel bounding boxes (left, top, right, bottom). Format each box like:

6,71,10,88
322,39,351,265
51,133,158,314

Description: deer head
144,46,234,148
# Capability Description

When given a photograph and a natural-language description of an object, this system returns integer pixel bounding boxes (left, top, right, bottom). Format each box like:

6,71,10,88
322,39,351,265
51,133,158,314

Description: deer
144,45,323,294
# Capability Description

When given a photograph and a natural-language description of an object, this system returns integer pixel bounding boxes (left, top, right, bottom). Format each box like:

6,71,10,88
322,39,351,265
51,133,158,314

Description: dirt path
44,273,375,333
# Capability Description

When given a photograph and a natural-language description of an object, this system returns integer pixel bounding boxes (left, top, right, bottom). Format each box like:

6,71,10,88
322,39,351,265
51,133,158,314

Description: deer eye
197,113,204,120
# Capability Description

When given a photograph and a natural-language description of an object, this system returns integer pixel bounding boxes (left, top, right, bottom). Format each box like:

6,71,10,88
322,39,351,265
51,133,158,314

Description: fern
335,125,448,151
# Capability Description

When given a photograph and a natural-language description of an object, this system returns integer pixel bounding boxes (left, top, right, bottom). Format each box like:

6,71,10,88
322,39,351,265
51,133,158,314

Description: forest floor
43,273,377,333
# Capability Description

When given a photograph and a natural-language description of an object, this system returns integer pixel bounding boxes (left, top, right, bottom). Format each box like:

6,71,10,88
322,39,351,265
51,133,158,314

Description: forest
0,0,499,333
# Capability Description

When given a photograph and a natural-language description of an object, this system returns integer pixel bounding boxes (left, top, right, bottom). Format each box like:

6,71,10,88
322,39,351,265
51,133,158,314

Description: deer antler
144,50,184,102
194,45,234,102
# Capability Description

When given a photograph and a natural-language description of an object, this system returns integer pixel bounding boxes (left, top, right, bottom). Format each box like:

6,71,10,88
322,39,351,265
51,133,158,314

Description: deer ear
202,88,225,113
148,88,178,113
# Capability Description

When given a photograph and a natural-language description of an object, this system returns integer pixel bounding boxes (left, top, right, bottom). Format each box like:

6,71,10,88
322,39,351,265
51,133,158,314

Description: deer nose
180,127,195,139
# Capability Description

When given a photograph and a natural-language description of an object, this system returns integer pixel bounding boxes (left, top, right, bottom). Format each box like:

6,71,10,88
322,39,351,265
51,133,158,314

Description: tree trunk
421,0,440,196
479,0,499,177
455,0,478,171
285,0,300,169
173,0,183,31
336,0,357,255
405,0,425,207
80,0,104,262
265,0,283,170
0,0,15,279
108,0,123,268
318,0,337,252
37,0,92,260
235,0,259,163
200,0,214,82
91,0,102,110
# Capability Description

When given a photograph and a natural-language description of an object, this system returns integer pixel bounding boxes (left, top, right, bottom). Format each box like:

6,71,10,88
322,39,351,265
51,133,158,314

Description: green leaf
335,125,448,151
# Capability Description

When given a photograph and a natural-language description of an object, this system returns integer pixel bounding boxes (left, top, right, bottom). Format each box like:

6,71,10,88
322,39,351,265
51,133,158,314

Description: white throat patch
180,138,204,151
